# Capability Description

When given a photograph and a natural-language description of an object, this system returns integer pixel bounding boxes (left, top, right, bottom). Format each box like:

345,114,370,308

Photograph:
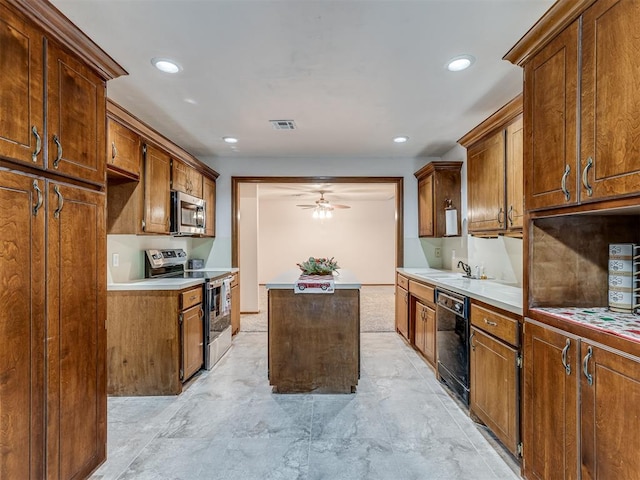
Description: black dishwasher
435,288,470,406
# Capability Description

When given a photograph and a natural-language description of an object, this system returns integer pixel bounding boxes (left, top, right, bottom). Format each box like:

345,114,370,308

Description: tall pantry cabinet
0,1,126,479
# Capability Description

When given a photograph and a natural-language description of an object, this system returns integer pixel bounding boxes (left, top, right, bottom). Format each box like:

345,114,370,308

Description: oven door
436,292,470,405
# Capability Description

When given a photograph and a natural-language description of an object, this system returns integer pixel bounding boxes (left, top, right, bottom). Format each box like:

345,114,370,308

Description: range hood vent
269,119,296,130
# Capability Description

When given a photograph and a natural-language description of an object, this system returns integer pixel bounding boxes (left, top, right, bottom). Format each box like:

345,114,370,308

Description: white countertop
266,269,361,289
108,267,238,291
398,268,523,316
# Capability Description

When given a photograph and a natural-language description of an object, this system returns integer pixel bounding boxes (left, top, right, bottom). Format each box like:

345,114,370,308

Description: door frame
231,176,404,269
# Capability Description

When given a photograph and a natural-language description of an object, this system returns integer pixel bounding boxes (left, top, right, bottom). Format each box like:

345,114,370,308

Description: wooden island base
268,289,360,393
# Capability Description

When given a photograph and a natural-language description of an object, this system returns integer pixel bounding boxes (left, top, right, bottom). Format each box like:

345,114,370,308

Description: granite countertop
266,269,361,289
108,267,238,291
398,268,523,316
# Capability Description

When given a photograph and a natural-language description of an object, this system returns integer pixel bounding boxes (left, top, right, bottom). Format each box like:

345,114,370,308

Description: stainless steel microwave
171,190,206,236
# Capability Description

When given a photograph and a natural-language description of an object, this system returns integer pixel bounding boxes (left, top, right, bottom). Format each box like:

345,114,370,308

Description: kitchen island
266,269,361,393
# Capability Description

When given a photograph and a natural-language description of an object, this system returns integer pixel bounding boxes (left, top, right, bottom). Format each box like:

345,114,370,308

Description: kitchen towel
221,278,232,315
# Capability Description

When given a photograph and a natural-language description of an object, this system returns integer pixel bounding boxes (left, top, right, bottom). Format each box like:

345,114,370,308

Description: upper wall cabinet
459,95,523,236
172,158,203,198
414,161,462,238
505,0,640,213
107,118,142,180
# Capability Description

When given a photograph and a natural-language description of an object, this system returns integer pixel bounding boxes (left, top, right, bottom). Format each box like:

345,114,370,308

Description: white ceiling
51,0,553,159
257,182,397,203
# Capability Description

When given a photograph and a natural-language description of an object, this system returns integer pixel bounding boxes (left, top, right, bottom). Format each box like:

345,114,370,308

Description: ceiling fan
296,191,351,210
296,191,350,218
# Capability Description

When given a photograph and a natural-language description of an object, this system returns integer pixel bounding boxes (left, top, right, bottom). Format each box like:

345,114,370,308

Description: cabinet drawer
397,274,409,290
181,286,203,310
409,280,435,305
471,304,519,346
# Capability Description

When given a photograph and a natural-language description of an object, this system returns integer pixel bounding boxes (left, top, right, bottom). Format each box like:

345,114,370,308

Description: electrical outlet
112,253,119,267
434,247,441,258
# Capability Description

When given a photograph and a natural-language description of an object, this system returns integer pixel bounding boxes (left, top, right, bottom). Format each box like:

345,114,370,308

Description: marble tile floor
91,332,522,480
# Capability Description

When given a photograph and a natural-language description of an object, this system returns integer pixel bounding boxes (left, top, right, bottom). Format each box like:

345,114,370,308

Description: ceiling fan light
312,209,319,219
326,210,333,219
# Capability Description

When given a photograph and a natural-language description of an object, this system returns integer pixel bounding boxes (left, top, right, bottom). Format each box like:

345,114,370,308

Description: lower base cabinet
231,273,240,334
523,318,640,480
395,285,409,339
415,301,436,365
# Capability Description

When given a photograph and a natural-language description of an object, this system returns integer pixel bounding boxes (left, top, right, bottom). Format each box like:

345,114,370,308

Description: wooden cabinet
0,170,107,480
414,301,436,365
522,319,580,480
459,96,523,236
523,318,640,480
143,144,171,234
414,161,462,237
46,181,106,480
203,175,216,237
107,285,204,395
46,42,106,186
0,170,46,480
0,2,45,169
172,159,203,198
469,302,521,457
395,284,409,340
180,287,204,382
580,341,640,479
230,273,240,335
507,0,640,212
107,118,141,180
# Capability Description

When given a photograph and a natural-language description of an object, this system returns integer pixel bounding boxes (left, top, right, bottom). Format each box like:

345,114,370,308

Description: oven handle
207,276,234,289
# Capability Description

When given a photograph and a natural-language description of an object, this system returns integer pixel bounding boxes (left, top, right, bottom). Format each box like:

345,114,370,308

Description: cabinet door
523,320,579,480
418,174,434,237
414,301,426,355
46,182,106,480
506,116,523,230
46,42,106,186
231,283,240,335
395,286,409,339
524,20,579,211
181,304,203,381
143,144,171,234
172,159,203,198
467,130,505,232
470,327,518,455
580,342,640,479
107,118,141,179
203,176,216,237
423,304,436,365
0,3,45,168
580,0,640,203
0,170,46,480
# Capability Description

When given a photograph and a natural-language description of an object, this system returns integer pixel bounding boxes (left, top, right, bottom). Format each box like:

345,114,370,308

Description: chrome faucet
457,261,471,277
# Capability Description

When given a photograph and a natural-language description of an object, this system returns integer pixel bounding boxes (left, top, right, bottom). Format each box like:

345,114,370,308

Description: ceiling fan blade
331,204,350,209
296,204,317,208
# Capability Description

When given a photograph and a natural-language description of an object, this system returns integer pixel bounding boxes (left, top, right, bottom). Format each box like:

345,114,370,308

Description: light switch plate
434,247,441,258
112,253,119,267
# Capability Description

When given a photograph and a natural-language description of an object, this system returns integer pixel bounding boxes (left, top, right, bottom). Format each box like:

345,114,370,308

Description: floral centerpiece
297,257,340,275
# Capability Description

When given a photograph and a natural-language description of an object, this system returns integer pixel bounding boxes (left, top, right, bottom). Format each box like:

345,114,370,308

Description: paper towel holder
444,198,459,236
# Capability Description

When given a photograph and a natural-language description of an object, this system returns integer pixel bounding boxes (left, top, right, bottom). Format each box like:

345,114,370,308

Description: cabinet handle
583,346,593,386
497,207,505,226
561,338,571,375
199,308,204,319
507,205,514,226
112,141,118,160
470,331,475,351
32,126,42,162
52,135,63,168
582,157,593,197
483,318,497,327
53,185,64,218
32,180,43,216
561,164,571,201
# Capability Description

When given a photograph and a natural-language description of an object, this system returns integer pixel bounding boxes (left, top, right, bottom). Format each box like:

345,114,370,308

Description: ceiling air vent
269,119,296,130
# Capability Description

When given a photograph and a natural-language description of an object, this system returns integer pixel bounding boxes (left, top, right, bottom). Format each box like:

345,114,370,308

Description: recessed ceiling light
446,55,475,72
393,136,409,143
184,98,197,105
151,57,181,73
223,137,238,144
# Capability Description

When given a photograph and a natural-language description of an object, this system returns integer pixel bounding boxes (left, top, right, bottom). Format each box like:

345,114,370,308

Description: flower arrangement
297,256,340,275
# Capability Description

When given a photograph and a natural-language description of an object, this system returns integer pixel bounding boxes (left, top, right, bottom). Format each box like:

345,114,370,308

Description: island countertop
265,268,361,289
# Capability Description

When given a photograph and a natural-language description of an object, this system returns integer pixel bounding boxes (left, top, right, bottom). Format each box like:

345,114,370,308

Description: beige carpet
241,285,395,332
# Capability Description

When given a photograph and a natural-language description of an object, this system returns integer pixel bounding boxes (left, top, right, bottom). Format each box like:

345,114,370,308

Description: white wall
258,197,396,284
239,184,260,312
199,155,440,272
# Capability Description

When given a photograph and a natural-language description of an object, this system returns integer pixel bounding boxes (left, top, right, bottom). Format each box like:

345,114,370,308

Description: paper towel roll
445,209,458,236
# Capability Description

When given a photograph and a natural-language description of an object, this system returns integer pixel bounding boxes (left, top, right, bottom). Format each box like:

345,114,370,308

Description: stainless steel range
144,248,232,370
